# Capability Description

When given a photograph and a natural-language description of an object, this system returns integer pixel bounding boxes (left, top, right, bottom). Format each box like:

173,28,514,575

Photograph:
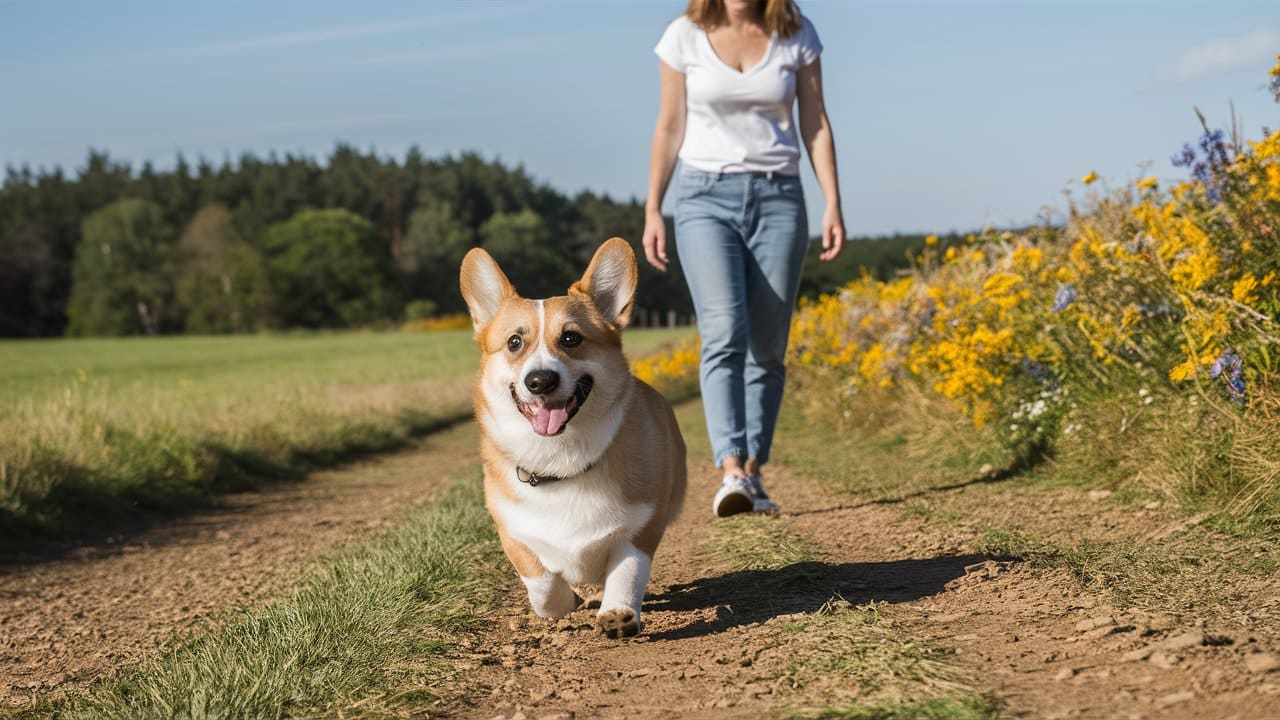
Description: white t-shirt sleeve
654,18,689,72
795,14,823,67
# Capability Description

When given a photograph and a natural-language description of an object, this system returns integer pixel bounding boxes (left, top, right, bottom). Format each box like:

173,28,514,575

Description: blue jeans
674,167,810,468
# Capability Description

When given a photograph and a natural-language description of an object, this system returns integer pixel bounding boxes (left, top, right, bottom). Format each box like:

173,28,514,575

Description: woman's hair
684,0,802,38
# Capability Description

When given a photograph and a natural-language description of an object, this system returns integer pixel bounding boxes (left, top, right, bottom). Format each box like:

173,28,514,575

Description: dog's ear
460,248,516,334
570,237,638,328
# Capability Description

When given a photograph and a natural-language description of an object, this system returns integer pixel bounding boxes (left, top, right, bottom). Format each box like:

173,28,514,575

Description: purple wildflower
1051,285,1076,312
1171,143,1196,168
1170,129,1230,203
1020,356,1057,389
1228,376,1246,402
1210,351,1246,404
1209,351,1239,378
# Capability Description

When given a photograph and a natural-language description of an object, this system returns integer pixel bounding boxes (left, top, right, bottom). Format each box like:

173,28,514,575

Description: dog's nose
524,370,560,395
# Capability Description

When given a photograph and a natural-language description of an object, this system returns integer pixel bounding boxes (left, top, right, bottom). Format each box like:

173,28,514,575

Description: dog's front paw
597,608,640,639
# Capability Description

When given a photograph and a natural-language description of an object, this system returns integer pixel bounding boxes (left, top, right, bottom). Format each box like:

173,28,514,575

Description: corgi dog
459,237,687,638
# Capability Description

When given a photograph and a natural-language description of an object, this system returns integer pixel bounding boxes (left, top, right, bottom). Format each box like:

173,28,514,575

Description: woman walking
642,0,844,516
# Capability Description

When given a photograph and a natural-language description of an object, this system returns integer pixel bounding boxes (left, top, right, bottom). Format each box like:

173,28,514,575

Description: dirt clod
1162,631,1206,651
1121,646,1154,663
1158,690,1195,707
1074,615,1114,632
1246,653,1280,675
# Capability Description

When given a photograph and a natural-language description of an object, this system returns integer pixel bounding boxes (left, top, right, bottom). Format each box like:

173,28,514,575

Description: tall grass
0,328,692,543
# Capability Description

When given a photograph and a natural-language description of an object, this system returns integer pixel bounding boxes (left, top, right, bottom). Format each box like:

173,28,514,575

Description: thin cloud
1170,28,1278,82
175,110,463,142
157,5,528,61
329,37,556,70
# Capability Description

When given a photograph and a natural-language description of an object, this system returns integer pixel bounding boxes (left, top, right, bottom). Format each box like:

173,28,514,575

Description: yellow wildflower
1137,176,1158,190
1232,273,1259,305
1169,358,1198,382
1082,171,1098,185
1010,245,1043,272
880,277,914,304
981,272,1023,298
1169,246,1219,292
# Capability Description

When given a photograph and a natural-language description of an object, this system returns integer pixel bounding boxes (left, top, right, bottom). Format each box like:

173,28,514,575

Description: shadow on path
647,554,1006,641
786,453,1044,518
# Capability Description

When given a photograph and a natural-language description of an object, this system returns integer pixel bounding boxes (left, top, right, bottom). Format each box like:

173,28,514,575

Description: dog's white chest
494,473,653,585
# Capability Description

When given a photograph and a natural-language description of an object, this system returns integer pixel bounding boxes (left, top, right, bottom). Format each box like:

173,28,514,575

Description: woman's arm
642,61,687,271
797,57,845,261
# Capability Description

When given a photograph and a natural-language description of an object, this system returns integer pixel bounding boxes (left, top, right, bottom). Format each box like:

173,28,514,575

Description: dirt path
4,406,1279,718
455,436,1280,718
0,422,475,708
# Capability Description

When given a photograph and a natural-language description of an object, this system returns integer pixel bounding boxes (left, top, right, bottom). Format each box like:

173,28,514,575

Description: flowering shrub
632,335,701,398
789,58,1280,437
401,313,472,332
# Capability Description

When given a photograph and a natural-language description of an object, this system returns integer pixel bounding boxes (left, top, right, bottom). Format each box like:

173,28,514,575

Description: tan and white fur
460,237,687,638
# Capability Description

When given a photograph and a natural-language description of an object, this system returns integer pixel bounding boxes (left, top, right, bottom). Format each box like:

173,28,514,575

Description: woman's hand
820,204,845,261
642,208,670,271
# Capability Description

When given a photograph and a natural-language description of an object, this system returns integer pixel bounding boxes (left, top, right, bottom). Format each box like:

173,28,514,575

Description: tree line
0,145,943,337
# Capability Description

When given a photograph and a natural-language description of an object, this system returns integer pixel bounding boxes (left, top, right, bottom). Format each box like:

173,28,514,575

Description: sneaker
712,474,754,517
746,475,781,514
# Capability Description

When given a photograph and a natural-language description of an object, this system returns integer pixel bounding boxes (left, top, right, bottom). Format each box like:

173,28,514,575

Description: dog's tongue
528,404,571,436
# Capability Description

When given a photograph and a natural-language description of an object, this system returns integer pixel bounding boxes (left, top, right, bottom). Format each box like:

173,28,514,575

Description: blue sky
2,0,1278,236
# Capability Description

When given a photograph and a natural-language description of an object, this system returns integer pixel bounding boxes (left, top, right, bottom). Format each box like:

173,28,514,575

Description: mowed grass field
0,328,693,544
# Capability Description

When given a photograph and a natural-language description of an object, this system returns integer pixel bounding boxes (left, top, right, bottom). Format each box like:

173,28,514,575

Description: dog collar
515,461,594,487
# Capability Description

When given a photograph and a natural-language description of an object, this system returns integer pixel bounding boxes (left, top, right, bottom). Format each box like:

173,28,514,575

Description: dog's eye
560,331,582,348
507,335,523,352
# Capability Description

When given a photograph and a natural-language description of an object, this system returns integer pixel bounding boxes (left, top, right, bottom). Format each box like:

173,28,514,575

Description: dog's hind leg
597,542,651,638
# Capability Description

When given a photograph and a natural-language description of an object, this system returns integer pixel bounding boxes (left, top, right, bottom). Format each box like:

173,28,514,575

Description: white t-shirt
654,14,822,176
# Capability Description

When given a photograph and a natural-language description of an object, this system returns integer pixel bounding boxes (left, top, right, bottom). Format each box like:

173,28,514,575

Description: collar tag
515,462,594,488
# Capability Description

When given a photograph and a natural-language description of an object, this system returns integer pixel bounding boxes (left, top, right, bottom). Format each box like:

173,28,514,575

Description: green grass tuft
971,525,1242,609
50,470,504,719
790,695,999,720
705,514,813,571
777,599,984,716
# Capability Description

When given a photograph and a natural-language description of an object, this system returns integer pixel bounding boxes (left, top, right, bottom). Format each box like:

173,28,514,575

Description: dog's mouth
511,375,594,437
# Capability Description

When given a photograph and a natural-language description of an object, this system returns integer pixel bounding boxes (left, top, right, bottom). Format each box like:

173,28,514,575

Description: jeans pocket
677,169,718,201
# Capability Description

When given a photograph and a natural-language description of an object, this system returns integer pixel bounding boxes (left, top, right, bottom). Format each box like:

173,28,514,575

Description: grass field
30,467,506,720
0,328,692,544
